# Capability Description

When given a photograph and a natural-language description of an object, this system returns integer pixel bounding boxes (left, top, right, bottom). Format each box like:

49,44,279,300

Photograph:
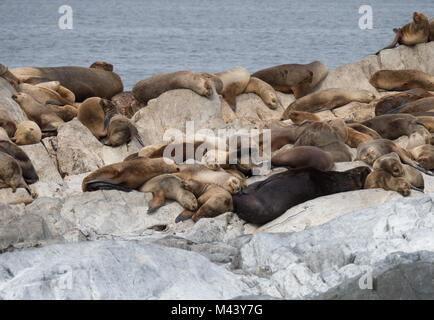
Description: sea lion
251,63,313,98
369,70,434,91
18,83,72,106
345,127,374,148
233,166,371,224
90,61,114,72
0,152,29,193
364,170,411,196
175,179,233,223
11,92,64,132
243,77,281,110
200,73,224,94
286,110,320,124
265,126,300,152
0,140,39,184
0,118,16,138
346,123,382,140
377,12,430,53
357,139,416,167
214,66,250,110
45,103,77,122
373,152,424,189
374,88,433,115
394,97,434,114
82,157,180,192
417,116,434,133
11,121,42,145
271,146,334,171
174,164,242,194
409,144,434,169
104,114,144,147
0,62,20,90
139,174,198,213
132,70,213,105
111,91,145,118
327,119,348,142
281,88,375,117
77,97,109,139
11,64,123,102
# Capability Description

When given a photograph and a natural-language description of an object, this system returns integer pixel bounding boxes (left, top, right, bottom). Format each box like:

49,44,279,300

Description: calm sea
1,0,433,90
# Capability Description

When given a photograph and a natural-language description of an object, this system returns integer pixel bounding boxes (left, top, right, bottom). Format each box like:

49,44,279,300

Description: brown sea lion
82,157,180,192
346,123,382,140
90,61,114,72
377,12,430,54
0,140,39,184
409,144,434,169
174,164,242,194
271,146,334,171
374,88,433,115
345,127,373,148
286,110,320,124
281,88,375,117
395,97,434,114
200,73,224,94
11,64,123,102
0,62,20,90
370,70,434,91
233,166,371,224
243,76,281,110
111,91,145,118
417,116,434,133
304,61,329,92
0,152,29,193
11,121,42,145
77,97,108,139
0,118,17,138
18,83,73,106
175,179,233,223
132,71,213,105
104,114,144,147
327,119,348,142
364,170,411,196
139,174,198,213
251,63,317,98
214,66,250,110
45,103,77,122
11,92,64,132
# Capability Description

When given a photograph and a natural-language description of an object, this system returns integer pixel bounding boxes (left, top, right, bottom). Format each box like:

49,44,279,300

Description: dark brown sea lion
430,18,434,41
11,64,123,102
364,170,411,196
374,88,433,115
104,114,144,147
0,118,17,138
132,71,213,105
233,166,371,224
369,70,434,91
395,97,434,114
0,140,39,184
281,88,375,117
251,63,313,98
377,12,430,54
140,174,198,213
82,157,180,192
271,146,334,171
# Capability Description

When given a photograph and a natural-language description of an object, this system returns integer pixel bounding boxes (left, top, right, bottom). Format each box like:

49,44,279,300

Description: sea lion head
413,12,428,24
11,92,25,103
358,144,379,165
225,176,242,194
396,178,411,196
90,61,114,72
373,152,404,177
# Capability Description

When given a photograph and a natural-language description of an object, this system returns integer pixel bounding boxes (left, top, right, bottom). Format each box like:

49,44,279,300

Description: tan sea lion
77,97,108,139
0,118,17,138
18,83,73,106
364,169,411,196
271,146,334,171
286,110,320,124
45,103,77,122
139,174,198,213
11,92,64,132
243,77,281,110
175,179,233,223
104,114,144,147
374,88,432,115
409,144,434,169
251,63,313,98
395,97,434,114
132,70,213,105
35,82,76,105
11,63,123,102
174,164,242,194
370,70,434,91
281,88,375,117
214,66,250,110
377,12,430,53
0,140,39,184
82,157,180,192
11,121,42,145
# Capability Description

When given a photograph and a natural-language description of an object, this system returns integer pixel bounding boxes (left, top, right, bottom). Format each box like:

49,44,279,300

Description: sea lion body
0,140,39,184
233,166,371,224
104,114,143,147
409,144,434,169
77,97,108,139
132,70,213,105
18,83,74,106
271,146,334,171
45,103,77,122
11,121,42,145
282,88,375,116
11,92,64,131
140,174,198,212
215,66,250,110
82,157,179,192
370,70,434,91
11,65,123,102
244,77,281,110
396,97,434,114
251,63,313,98
374,89,432,115
0,118,17,138
176,179,233,223
357,139,415,166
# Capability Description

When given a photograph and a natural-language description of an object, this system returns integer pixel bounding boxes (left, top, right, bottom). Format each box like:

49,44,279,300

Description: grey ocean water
1,0,433,90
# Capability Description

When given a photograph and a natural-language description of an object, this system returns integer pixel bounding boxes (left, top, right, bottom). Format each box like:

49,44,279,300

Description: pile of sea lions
1,11,434,225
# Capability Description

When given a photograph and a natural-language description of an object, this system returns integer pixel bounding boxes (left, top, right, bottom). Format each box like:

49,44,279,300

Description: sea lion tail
84,179,133,192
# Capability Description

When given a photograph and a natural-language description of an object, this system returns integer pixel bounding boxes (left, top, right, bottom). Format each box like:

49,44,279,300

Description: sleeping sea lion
271,146,334,171
369,70,434,91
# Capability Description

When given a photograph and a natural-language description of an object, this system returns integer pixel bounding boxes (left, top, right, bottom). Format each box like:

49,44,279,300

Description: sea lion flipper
45,100,64,106
175,210,195,223
41,124,58,133
147,190,166,214
84,179,132,192
376,30,401,55
131,125,145,147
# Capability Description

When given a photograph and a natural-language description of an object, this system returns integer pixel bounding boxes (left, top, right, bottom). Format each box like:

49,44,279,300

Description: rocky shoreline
0,42,434,299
